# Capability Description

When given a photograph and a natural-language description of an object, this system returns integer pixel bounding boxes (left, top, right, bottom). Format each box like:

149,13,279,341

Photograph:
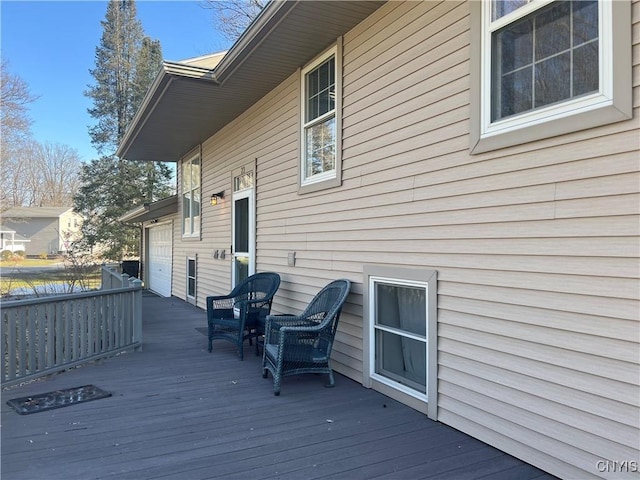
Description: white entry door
147,223,172,297
232,164,255,286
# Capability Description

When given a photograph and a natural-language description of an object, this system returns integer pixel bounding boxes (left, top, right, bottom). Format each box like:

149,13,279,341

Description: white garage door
147,223,172,297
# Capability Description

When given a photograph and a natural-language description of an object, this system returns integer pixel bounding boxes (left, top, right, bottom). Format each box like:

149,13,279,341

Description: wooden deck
2,293,556,479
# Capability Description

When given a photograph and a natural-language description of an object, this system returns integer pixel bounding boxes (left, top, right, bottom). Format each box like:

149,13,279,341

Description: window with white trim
300,44,342,191
491,1,599,122
371,278,429,398
363,265,438,419
181,153,200,238
186,256,196,304
470,0,632,153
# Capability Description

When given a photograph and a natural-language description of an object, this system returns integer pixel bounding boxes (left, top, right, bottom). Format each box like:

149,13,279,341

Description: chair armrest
264,314,330,347
263,314,302,343
208,294,271,310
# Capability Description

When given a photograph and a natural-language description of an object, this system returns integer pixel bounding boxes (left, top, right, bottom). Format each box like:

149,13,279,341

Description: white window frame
470,0,631,154
363,265,438,420
299,41,342,194
186,255,196,305
369,276,429,399
181,151,201,239
231,164,255,287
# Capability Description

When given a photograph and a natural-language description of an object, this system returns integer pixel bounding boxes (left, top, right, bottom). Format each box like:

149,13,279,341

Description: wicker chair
206,272,281,360
262,279,351,395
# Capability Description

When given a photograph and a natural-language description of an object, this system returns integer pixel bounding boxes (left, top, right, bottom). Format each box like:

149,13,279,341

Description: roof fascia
119,205,148,223
119,195,178,223
163,61,219,80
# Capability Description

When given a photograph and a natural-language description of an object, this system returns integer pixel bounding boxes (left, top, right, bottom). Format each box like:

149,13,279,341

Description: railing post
101,263,108,290
131,279,143,351
101,265,128,290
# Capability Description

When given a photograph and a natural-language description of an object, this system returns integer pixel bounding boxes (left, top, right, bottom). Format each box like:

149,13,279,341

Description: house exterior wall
2,209,81,255
3,217,60,256
170,1,639,478
339,4,638,479
58,210,82,253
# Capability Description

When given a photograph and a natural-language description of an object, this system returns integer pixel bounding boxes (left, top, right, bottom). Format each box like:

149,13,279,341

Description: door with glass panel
231,165,255,286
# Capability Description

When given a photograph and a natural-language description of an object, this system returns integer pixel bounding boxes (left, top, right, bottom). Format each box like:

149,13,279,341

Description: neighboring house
117,1,639,479
0,225,30,254
1,207,82,256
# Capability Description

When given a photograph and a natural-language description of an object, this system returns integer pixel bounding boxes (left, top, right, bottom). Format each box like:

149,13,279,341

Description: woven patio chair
206,272,281,360
262,279,351,395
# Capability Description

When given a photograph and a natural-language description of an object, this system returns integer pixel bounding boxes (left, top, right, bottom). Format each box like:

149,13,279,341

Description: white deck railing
1,266,142,387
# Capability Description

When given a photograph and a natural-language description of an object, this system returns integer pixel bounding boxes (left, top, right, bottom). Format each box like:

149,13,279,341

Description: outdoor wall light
210,191,225,206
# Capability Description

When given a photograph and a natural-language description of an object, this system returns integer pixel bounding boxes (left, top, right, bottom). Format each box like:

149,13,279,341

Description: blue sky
1,1,231,162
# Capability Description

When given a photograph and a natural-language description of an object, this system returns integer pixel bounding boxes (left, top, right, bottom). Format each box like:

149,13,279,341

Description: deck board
2,293,557,480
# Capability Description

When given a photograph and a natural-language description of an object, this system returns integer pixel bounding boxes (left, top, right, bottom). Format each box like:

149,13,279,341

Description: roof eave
116,63,220,159
119,195,178,224
116,1,386,162
116,1,292,161
213,0,297,84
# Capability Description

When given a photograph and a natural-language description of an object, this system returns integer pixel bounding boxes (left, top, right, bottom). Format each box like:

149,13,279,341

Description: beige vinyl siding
170,0,639,478
339,1,639,479
171,71,302,306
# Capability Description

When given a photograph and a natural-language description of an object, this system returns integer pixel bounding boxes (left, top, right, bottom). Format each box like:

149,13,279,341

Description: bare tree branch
200,0,266,42
1,60,39,209
0,59,38,141
1,140,82,209
33,142,83,206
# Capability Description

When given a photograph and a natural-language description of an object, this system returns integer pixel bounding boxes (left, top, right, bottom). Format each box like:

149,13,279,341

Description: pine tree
132,37,162,110
75,0,172,261
86,0,143,155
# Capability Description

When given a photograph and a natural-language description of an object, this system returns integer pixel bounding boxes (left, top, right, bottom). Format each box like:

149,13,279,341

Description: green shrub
39,252,49,260
1,250,13,261
14,250,25,258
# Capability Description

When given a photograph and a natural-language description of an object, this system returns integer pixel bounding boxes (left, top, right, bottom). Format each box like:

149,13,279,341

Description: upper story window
470,0,631,153
181,153,200,238
299,44,342,193
491,1,599,121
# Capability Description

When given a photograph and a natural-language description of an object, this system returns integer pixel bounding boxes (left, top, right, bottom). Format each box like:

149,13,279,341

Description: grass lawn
1,260,101,298
0,258,62,268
